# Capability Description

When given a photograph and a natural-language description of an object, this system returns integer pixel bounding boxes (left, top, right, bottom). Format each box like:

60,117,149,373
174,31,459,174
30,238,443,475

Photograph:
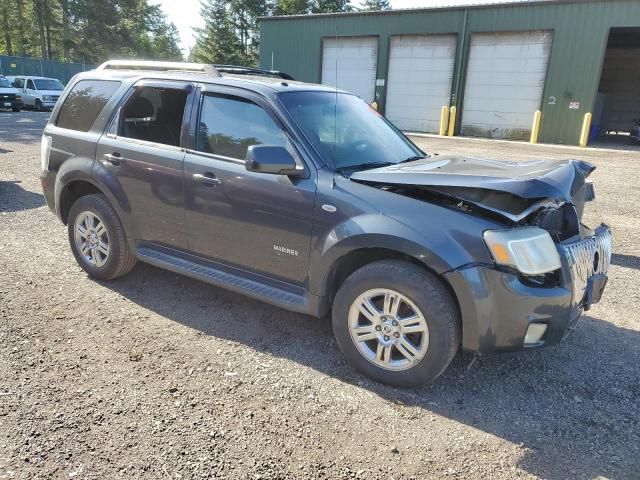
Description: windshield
34,79,64,91
0,77,12,88
278,91,423,171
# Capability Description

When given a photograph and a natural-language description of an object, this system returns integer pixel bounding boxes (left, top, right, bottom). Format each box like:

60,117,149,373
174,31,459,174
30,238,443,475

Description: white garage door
461,31,553,140
386,35,457,133
321,36,377,103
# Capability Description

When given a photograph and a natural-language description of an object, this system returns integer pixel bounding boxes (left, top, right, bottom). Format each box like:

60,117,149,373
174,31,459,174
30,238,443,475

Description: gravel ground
1,111,639,479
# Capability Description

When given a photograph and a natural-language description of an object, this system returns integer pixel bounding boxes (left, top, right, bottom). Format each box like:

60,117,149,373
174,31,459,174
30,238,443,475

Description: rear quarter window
56,80,121,132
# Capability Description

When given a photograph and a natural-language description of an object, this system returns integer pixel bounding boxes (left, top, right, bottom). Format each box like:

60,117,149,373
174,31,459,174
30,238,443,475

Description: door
461,31,553,140
95,81,192,248
22,79,35,106
321,36,378,103
385,34,457,133
183,88,316,285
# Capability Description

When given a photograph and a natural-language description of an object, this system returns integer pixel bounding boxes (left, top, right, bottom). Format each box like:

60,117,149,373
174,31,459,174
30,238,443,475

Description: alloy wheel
348,288,429,371
74,211,110,268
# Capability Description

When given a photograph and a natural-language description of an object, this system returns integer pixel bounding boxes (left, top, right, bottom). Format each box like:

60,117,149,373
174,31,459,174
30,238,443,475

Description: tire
332,260,460,388
12,108,20,112
67,194,137,280
35,100,43,112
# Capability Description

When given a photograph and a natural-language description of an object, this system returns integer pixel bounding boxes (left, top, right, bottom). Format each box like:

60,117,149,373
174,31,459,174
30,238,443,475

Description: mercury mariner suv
40,60,612,387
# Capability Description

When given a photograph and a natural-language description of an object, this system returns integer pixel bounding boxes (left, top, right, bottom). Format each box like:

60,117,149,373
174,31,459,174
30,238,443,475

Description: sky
155,0,525,55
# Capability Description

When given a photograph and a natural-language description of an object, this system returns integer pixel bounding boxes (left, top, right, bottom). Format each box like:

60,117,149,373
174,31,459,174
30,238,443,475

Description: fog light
524,323,547,345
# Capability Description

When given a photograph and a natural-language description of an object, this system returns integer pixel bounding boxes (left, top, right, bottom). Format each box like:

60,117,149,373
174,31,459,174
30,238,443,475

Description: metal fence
0,55,96,84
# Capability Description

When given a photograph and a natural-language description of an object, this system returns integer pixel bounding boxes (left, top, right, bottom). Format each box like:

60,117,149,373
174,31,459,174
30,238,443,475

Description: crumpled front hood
350,156,595,202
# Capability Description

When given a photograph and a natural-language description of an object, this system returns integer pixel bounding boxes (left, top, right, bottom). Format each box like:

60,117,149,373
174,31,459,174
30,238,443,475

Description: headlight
42,95,52,101
483,227,561,275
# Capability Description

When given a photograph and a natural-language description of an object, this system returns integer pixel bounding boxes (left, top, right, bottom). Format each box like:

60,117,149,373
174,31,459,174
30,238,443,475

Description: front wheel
67,194,137,280
12,108,20,112
332,260,460,387
35,100,43,111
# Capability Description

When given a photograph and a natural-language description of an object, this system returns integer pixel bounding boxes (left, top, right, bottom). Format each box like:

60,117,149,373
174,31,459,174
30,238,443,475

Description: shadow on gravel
103,263,640,480
0,111,49,141
611,253,640,271
0,180,45,212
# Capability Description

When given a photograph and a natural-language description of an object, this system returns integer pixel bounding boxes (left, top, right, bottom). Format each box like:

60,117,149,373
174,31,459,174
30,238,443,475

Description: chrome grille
558,226,612,301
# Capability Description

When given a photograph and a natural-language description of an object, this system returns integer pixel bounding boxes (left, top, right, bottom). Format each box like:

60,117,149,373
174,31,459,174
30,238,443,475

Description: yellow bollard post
530,110,542,144
448,106,457,137
579,112,592,148
439,106,449,136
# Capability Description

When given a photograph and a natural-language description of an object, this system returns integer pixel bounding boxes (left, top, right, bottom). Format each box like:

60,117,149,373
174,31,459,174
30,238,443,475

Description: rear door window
56,80,121,132
118,86,188,147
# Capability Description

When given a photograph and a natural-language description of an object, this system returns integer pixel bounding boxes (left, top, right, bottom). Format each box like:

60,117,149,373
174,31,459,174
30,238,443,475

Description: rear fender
54,156,129,223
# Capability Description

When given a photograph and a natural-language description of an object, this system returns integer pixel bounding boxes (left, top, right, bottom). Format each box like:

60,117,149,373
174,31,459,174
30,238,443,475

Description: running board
136,245,323,316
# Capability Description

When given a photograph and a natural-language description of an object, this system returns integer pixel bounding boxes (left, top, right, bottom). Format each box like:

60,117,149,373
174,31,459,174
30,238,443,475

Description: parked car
40,60,612,387
7,75,64,111
0,75,22,111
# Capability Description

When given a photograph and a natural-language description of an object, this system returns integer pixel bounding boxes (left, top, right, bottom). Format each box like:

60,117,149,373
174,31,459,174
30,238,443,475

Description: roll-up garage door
321,36,377,103
386,35,457,133
461,31,553,140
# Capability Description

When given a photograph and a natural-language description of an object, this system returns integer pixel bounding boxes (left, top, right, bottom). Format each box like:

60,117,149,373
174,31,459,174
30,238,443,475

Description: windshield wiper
336,161,394,173
399,155,428,163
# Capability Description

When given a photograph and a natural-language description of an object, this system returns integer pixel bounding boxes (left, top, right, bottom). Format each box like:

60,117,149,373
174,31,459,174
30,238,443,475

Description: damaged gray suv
40,61,612,387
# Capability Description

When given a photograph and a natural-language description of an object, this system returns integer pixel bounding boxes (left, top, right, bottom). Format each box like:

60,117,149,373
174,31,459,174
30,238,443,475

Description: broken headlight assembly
483,227,561,276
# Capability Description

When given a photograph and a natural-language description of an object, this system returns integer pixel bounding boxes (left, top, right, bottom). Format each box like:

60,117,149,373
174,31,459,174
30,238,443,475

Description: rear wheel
332,260,460,387
67,194,136,280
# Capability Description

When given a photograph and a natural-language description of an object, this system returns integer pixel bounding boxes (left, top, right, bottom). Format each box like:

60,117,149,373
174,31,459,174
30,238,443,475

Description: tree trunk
43,0,52,59
33,0,47,59
16,0,27,57
15,0,26,55
1,1,13,55
60,0,69,59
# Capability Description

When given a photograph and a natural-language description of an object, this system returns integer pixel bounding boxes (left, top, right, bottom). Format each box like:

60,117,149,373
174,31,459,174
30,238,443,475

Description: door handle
102,153,124,167
193,172,222,186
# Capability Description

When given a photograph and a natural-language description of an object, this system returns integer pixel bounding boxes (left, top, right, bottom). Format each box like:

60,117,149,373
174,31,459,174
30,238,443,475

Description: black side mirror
245,145,301,176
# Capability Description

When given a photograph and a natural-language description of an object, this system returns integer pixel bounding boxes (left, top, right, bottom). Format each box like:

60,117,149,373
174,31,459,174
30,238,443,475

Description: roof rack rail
96,60,220,77
213,64,294,80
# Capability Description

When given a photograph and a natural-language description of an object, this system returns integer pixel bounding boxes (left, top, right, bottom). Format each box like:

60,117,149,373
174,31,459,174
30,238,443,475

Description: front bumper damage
445,225,612,355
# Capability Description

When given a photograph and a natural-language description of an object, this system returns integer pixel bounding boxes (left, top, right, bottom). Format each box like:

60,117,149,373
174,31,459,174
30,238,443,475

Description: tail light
41,134,52,171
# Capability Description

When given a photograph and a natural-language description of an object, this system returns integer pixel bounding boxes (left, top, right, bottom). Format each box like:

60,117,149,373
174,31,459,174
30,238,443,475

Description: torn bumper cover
444,225,612,355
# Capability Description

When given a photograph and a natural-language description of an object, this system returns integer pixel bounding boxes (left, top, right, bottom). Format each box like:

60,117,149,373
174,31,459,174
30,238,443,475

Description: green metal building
259,0,640,145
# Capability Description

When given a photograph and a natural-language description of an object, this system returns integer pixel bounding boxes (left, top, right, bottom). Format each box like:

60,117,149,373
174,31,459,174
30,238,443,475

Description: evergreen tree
313,0,352,13
273,0,311,15
359,0,390,11
0,0,183,63
190,0,249,65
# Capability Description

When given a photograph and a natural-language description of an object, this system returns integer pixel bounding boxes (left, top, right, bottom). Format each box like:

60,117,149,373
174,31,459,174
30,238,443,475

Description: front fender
308,213,480,296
